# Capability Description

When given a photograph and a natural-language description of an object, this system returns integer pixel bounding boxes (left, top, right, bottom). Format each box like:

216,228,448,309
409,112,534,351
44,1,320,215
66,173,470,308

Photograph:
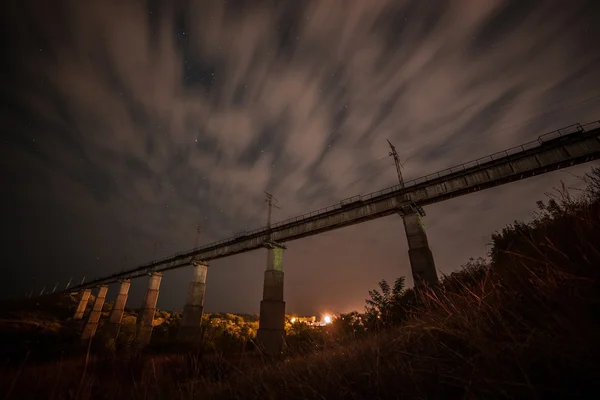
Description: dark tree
365,277,406,329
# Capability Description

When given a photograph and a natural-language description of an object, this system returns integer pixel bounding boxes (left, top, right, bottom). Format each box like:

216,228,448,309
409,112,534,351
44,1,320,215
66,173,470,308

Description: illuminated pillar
402,209,438,288
73,289,92,320
81,285,108,341
179,261,208,342
257,242,286,355
105,279,131,339
137,272,162,346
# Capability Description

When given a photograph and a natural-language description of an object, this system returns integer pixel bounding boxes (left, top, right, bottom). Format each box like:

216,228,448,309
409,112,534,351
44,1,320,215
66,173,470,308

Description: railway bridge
52,120,600,354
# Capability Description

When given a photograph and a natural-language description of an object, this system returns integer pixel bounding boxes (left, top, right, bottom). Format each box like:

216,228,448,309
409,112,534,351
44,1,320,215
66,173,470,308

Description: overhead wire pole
387,139,406,189
264,191,281,231
194,223,202,251
387,139,425,215
387,138,437,289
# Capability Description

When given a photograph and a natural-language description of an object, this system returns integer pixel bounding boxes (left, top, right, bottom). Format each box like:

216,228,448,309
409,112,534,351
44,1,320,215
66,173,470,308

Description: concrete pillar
105,279,131,339
257,242,286,355
179,262,208,342
137,272,162,346
402,211,438,288
81,285,109,341
73,289,92,320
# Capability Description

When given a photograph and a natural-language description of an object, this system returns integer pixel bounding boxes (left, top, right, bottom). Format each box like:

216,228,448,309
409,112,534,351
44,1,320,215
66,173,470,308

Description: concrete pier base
402,211,438,288
105,279,131,339
257,243,286,355
178,262,208,343
73,289,92,320
137,272,162,346
81,285,109,341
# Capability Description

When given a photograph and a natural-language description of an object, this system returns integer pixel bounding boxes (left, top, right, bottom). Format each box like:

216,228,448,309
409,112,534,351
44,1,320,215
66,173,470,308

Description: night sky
1,0,599,315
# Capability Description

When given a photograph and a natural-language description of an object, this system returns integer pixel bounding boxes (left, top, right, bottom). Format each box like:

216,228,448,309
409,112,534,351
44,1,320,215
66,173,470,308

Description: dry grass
1,200,600,399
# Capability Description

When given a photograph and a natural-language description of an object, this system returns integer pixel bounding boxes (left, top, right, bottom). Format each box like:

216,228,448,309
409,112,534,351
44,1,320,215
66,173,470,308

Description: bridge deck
74,121,600,289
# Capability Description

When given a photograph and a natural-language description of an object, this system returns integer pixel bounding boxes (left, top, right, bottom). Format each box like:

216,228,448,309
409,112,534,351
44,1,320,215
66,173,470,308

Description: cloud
1,0,599,313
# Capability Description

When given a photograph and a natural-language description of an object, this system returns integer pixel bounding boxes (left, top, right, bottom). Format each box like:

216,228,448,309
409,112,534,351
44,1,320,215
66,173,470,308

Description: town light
323,315,332,324
290,317,296,323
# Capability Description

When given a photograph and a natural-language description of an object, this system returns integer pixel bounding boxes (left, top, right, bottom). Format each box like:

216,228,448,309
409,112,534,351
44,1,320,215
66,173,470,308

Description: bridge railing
144,120,600,268
581,120,600,131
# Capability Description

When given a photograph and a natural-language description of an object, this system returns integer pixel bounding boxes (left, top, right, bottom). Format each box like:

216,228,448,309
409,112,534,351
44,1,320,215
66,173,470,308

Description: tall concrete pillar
257,242,286,355
137,272,162,346
179,261,208,342
105,279,131,339
81,285,109,341
402,210,438,288
73,289,92,320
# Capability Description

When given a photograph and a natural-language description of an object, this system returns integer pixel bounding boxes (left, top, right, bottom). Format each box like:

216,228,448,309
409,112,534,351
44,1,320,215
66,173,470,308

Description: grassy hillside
2,169,600,399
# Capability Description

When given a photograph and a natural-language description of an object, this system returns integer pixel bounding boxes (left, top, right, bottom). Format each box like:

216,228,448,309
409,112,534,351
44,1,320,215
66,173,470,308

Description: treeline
89,309,261,354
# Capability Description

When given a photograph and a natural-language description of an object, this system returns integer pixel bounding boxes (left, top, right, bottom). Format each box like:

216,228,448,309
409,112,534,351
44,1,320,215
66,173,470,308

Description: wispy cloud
1,0,599,313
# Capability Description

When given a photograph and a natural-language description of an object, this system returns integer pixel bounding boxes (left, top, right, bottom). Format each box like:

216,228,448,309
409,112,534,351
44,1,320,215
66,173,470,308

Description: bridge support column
81,285,109,341
105,279,131,339
257,242,286,355
179,261,208,343
402,209,438,288
73,289,92,320
137,272,162,346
